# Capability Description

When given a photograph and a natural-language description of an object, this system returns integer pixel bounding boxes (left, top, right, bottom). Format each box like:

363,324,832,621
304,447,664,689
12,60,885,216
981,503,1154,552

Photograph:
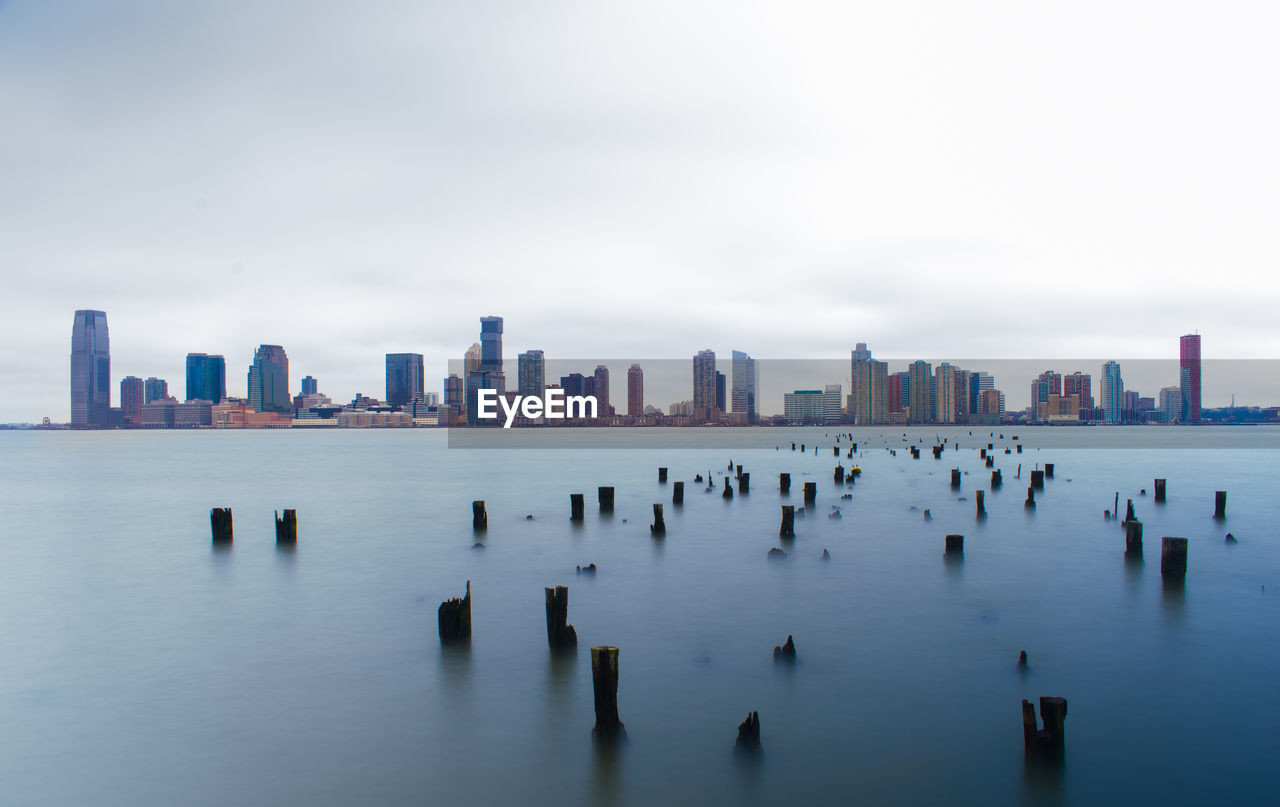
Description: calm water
1,428,1277,806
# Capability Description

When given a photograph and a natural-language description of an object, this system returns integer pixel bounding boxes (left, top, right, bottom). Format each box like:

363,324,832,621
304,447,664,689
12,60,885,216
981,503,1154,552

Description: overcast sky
2,0,1278,421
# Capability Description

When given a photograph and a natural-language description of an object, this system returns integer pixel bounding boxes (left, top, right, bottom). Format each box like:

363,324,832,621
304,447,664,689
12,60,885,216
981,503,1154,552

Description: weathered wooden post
274,509,297,544
932,445,943,459
1124,519,1143,557
738,473,750,494
985,456,994,469
780,505,795,538
833,465,844,484
735,464,743,479
991,469,1002,489
545,586,577,649
1161,537,1188,581
1214,491,1227,519
591,646,626,741
1025,485,1035,508
772,635,797,661
1154,478,1166,502
438,581,472,645
833,446,839,456
734,710,762,754
1023,696,1068,758
1016,444,1022,453
598,486,615,513
650,503,666,535
800,443,805,452
210,507,233,543
980,448,987,460
672,481,684,505
570,493,585,522
803,482,817,505
779,473,791,494
658,467,668,483
1030,470,1044,490
951,469,961,489
976,490,986,517
1045,463,1054,479
472,500,487,531
722,477,734,499
945,534,964,555
1124,499,1136,523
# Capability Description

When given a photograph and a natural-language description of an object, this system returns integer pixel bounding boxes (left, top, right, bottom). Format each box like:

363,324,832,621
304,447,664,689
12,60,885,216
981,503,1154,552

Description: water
1,428,1277,806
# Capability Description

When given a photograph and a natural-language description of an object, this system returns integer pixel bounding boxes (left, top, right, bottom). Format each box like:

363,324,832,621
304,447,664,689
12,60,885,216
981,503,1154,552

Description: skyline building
783,389,826,424
848,344,887,425
467,318,506,426
692,350,717,421
1180,333,1201,423
823,384,843,424
70,309,111,426
1102,361,1124,424
120,376,143,425
464,343,482,374
627,364,643,416
593,365,611,416
1064,372,1093,411
715,371,726,414
185,353,226,403
517,350,545,398
301,375,318,396
1159,386,1183,423
385,353,424,410
731,350,757,423
936,363,957,424
248,345,291,414
444,373,464,412
144,377,168,404
907,360,933,424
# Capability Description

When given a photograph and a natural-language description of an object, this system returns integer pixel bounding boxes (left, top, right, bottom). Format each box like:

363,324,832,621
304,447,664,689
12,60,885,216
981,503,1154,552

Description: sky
2,0,1279,421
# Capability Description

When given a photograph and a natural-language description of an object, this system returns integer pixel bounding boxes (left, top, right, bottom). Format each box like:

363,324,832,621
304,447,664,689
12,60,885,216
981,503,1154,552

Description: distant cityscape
41,309,1277,430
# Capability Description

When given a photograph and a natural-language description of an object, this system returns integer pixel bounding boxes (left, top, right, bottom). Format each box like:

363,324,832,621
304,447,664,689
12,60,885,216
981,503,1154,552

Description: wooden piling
734,711,762,754
722,477,733,498
438,581,472,645
738,473,750,494
1023,696,1068,758
658,467,668,483
1045,463,1054,479
985,456,994,468
991,470,1002,489
1214,491,1227,519
210,507,233,543
1124,499,1136,523
650,503,666,535
591,646,626,741
1016,444,1022,453
545,585,578,649
975,490,986,517
472,500,487,531
1025,486,1035,508
570,493,585,522
951,469,962,489
1161,537,1188,580
1124,519,1143,556
779,473,791,494
772,635,797,661
833,446,839,456
598,487,615,513
672,481,684,505
945,534,964,555
780,505,795,538
1154,478,1166,503
932,445,942,459
274,509,297,544
803,482,816,505
834,465,844,484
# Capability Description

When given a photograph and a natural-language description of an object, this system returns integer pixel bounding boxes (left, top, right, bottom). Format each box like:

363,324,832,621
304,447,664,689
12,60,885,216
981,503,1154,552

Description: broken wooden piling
779,473,791,494
1154,478,1166,503
1161,537,1188,581
772,635,797,661
951,469,962,489
274,509,297,544
1214,491,1227,519
438,581,472,645
1029,470,1044,490
991,470,1002,489
210,507,233,543
545,585,578,649
1025,486,1035,508
598,487,615,513
834,465,844,484
672,481,684,505
945,534,964,555
650,503,666,535
591,646,626,741
1045,463,1054,479
570,493,585,522
780,505,795,538
1124,519,1143,557
1023,696,1068,759
803,482,816,505
723,477,734,499
658,467,667,483
738,473,750,494
734,711,762,754
975,490,986,517
472,500,487,531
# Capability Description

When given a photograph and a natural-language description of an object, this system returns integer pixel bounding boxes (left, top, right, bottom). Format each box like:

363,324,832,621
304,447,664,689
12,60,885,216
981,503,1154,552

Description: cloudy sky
2,0,1278,421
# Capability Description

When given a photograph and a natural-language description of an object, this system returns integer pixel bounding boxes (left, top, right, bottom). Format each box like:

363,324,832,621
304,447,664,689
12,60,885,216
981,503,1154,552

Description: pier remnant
210,507,233,543
598,487,615,513
438,581,472,645
1161,537,1188,581
545,586,578,650
723,477,734,499
1045,463,1054,479
1124,519,1143,557
991,470,1002,489
779,473,791,494
834,465,844,484
772,635,797,661
1030,470,1044,490
650,504,666,535
1018,651,1028,668
658,467,668,483
570,493,585,522
590,646,626,741
738,473,750,494
1025,486,1035,508
274,509,297,544
472,500,487,531
734,711,762,754
945,534,964,555
975,490,986,517
803,482,817,505
780,505,795,538
1214,491,1227,519
1022,697,1068,758
951,469,961,489
1154,479,1166,503
672,482,684,505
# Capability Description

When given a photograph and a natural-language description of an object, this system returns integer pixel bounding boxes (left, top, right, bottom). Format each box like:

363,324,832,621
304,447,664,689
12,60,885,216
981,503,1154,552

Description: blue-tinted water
0,428,1276,806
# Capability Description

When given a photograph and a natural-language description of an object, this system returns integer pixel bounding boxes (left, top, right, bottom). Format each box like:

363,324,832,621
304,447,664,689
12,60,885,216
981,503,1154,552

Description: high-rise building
385,353,425,410
849,344,885,425
979,388,1005,420
70,309,111,425
715,371,726,414
731,351,757,423
888,372,906,416
1101,361,1124,424
301,375,318,396
185,353,226,403
1030,370,1063,423
593,365,611,416
1180,334,1201,424
444,373,464,411
248,345,290,414
560,373,587,398
1159,386,1183,423
517,350,545,398
144,377,168,404
851,342,871,362
480,317,503,371
1124,390,1140,414
692,350,717,421
970,372,994,414
907,361,933,424
1063,372,1092,411
464,343,482,374
627,364,643,417
935,364,957,424
783,390,826,424
823,384,843,424
120,376,143,425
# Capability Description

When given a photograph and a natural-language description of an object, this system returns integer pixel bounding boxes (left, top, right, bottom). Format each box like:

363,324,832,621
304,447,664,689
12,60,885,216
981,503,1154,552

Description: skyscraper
480,317,503,372
120,376,143,425
1101,361,1124,424
824,384,843,424
444,373,464,411
1180,333,1201,424
715,371,726,414
185,353,226,403
467,317,506,425
1063,372,1092,410
935,363,957,424
248,345,290,413
907,361,933,424
517,350,545,397
464,343,482,374
627,364,643,416
301,376,318,396
692,350,717,421
144,377,168,404
70,309,110,426
850,351,888,425
593,365,611,416
731,350,757,423
385,353,425,410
